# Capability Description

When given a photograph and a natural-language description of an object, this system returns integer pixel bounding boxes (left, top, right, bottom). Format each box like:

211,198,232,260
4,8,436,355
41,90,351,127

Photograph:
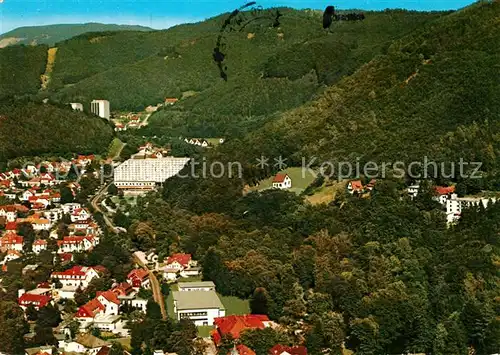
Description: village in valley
0,139,313,355
1,130,498,355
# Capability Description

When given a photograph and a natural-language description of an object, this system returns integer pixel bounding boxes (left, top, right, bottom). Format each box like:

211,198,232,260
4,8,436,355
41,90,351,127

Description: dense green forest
213,0,500,181
0,45,47,99
0,23,153,47
46,9,444,120
0,101,114,163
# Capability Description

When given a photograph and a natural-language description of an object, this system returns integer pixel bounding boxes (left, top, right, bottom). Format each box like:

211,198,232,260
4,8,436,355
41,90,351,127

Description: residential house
347,180,364,194
172,290,225,326
0,233,24,252
51,266,101,290
59,333,110,355
164,253,195,271
445,193,497,224
407,182,420,199
2,249,22,264
18,288,52,311
32,239,48,254
61,203,82,215
71,208,91,222
211,315,271,346
57,235,98,254
434,186,456,205
165,98,178,105
127,268,150,289
272,174,292,190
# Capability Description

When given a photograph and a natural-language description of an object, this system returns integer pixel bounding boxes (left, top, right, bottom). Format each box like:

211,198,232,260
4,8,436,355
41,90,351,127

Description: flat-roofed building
113,157,190,193
172,290,225,326
91,100,110,119
178,281,216,292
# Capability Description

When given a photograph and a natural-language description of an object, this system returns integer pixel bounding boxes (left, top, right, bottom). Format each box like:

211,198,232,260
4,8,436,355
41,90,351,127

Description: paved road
90,182,116,232
91,182,168,320
132,253,168,320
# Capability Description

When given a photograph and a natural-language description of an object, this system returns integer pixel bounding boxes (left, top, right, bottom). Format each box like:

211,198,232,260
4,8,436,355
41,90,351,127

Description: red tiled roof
33,239,48,246
112,282,134,296
52,265,89,277
272,173,288,183
59,253,74,262
76,298,105,318
127,268,149,281
96,290,120,305
166,253,192,267
349,180,363,191
165,98,179,103
0,233,23,245
5,221,17,230
18,293,51,308
269,345,308,355
213,315,269,344
434,186,455,195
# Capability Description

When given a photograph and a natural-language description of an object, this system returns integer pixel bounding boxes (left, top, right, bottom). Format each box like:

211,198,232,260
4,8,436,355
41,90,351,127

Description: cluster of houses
407,182,498,224
0,203,101,268
183,137,225,148
18,265,151,336
0,156,94,190
132,142,171,159
160,253,201,281
347,179,376,195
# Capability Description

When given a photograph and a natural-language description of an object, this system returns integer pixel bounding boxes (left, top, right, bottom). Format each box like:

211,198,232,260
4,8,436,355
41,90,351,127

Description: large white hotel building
113,156,190,193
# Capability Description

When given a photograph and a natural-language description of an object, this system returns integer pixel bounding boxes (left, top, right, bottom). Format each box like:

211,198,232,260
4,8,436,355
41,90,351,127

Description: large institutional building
90,100,110,119
113,156,190,193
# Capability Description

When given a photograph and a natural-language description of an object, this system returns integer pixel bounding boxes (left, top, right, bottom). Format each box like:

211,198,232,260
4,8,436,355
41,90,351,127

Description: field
107,137,125,159
251,167,317,195
305,179,347,205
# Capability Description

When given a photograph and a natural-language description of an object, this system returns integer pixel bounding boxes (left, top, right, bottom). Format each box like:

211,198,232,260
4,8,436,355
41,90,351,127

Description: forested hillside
47,9,444,128
0,101,114,164
219,0,500,181
0,23,153,47
0,45,48,99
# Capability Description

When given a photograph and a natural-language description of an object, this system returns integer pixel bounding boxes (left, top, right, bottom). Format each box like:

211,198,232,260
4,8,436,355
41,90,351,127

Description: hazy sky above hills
0,0,476,34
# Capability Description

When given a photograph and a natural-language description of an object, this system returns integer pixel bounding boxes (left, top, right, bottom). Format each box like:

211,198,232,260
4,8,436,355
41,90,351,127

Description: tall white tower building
90,100,110,119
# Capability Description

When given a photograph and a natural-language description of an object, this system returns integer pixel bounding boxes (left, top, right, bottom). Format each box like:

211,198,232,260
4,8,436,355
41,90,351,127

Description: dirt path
41,47,58,90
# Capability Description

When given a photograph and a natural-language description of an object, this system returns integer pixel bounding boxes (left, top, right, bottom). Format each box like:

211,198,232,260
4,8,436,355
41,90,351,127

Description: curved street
91,182,167,320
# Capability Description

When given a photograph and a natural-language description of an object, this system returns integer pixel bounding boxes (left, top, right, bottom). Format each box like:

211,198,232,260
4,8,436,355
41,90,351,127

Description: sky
0,0,477,35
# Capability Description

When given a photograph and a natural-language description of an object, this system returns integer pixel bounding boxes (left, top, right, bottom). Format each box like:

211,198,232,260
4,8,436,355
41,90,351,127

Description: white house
272,174,292,189
59,334,110,355
445,193,497,224
32,239,48,254
71,208,91,222
51,266,101,290
57,236,97,254
172,290,225,326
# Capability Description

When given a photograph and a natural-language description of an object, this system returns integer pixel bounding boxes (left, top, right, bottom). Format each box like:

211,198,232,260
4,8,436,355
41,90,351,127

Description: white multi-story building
445,193,497,224
113,157,190,192
51,265,100,289
90,100,110,119
172,290,225,326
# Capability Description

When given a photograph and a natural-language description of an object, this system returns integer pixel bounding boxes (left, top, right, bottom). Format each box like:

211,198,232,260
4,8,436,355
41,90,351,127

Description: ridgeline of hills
0,23,153,48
